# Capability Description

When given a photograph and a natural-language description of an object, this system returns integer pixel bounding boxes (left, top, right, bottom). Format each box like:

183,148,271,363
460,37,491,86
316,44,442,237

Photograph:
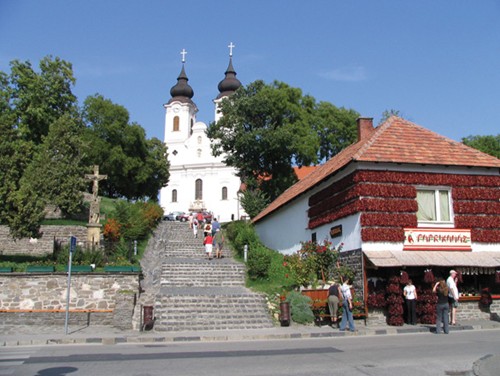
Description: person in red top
196,212,204,228
204,233,213,260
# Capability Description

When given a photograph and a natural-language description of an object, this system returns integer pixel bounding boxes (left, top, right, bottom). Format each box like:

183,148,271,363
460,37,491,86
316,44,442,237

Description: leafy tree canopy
462,134,500,159
207,80,358,211
82,94,170,200
0,56,170,238
9,56,77,144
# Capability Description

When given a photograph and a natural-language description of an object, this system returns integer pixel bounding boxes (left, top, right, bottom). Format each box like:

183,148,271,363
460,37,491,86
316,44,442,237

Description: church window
195,179,203,200
190,119,194,135
222,187,228,200
173,116,180,132
197,136,202,144
172,189,177,202
197,149,202,158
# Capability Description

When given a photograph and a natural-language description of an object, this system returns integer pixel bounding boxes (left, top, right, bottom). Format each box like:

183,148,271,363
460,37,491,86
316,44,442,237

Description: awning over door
364,251,500,268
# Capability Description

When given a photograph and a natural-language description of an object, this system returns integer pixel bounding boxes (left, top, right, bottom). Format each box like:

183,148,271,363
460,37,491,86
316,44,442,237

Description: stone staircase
147,221,273,332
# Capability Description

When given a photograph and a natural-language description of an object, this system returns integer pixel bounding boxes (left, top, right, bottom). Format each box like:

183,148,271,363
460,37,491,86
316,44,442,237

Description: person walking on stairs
204,232,214,260
192,219,198,238
214,228,224,259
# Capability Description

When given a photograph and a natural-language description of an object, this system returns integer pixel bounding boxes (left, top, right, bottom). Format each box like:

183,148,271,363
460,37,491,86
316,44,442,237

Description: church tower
163,49,197,158
214,42,242,122
159,46,246,222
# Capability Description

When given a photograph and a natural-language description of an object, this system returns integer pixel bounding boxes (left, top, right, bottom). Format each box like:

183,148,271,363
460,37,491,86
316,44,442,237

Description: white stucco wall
254,195,310,255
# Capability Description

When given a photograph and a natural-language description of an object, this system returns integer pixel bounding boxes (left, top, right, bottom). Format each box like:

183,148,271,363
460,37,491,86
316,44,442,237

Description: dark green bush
286,291,315,324
247,244,272,280
225,220,259,258
54,244,105,267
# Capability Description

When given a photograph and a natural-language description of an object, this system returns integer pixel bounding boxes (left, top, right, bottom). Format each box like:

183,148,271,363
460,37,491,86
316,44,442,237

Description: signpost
65,236,77,335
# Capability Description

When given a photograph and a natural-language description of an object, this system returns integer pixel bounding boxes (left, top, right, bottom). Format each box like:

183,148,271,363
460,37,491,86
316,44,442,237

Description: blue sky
1,0,499,142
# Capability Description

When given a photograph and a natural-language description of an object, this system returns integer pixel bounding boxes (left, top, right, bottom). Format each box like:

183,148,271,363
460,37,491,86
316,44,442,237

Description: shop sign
403,228,471,251
329,225,342,238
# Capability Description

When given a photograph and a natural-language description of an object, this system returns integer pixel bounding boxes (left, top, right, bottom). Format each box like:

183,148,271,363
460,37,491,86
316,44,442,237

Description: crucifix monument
84,165,107,245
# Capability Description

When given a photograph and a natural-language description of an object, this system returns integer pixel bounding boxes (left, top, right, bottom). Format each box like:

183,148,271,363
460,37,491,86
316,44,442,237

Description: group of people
189,215,224,261
327,277,356,332
403,269,460,334
329,269,460,334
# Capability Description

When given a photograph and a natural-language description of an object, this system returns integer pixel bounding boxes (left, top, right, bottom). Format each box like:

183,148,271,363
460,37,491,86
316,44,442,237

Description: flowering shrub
103,218,121,241
283,240,346,287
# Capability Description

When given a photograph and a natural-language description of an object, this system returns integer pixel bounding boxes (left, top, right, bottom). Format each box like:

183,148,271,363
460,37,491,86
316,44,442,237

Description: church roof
168,64,195,105
216,57,242,99
252,116,500,223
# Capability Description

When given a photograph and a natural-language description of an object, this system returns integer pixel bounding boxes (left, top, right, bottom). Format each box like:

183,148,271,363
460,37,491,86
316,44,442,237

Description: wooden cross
228,42,235,57
180,48,187,63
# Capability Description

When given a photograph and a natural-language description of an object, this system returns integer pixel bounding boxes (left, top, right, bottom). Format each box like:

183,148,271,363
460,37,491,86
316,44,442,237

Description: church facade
159,48,245,222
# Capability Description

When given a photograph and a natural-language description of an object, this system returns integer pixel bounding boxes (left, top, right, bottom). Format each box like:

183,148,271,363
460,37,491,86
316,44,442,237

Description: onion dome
216,57,242,99
168,64,194,104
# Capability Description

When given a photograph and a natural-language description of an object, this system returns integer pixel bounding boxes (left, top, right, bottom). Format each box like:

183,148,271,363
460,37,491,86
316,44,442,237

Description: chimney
357,117,374,141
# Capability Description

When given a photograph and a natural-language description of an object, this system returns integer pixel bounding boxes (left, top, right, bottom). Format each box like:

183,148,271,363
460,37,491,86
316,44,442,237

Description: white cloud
319,66,367,82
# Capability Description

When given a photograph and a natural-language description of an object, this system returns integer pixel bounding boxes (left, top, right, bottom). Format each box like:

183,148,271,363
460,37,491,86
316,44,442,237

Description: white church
159,46,246,223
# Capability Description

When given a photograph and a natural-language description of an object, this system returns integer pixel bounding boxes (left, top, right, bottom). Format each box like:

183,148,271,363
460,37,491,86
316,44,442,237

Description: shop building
253,116,500,319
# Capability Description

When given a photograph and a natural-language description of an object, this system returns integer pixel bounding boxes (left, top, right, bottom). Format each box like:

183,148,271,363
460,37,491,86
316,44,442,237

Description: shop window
173,116,180,132
195,179,203,200
416,188,452,226
172,189,177,203
222,186,228,200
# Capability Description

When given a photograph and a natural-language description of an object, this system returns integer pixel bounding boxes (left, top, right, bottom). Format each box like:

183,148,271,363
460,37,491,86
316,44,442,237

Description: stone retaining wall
456,299,500,321
0,225,88,256
0,273,140,328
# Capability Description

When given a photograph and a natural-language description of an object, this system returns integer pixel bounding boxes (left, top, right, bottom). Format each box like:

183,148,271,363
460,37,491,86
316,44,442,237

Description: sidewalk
2,318,500,347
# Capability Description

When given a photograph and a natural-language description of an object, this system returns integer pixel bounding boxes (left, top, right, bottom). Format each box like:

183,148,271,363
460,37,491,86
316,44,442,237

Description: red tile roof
253,116,500,223
293,166,318,180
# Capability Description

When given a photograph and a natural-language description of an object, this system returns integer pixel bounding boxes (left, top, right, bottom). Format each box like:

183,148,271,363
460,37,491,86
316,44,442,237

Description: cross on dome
180,48,187,63
228,42,235,57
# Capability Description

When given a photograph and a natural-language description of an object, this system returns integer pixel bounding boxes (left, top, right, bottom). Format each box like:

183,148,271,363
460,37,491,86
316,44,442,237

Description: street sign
70,236,77,253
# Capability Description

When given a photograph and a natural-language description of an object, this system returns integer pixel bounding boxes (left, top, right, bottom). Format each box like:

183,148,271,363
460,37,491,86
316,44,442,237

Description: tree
379,109,402,125
22,114,87,217
9,56,77,144
462,134,500,159
0,57,79,238
312,102,359,161
82,94,170,200
207,80,359,211
207,80,320,202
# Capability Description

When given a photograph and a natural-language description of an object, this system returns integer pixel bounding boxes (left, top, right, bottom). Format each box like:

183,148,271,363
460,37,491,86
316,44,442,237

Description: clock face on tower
173,106,179,113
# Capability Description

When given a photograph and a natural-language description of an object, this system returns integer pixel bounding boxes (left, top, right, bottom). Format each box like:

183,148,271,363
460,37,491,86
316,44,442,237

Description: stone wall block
0,274,140,326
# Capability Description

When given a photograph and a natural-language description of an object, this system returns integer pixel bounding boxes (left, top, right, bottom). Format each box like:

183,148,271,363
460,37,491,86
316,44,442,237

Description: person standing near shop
433,278,450,334
403,279,418,325
339,278,355,332
447,270,459,325
327,281,342,327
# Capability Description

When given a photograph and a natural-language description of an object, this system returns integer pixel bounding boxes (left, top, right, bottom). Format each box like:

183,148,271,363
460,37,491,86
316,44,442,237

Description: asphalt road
1,330,499,376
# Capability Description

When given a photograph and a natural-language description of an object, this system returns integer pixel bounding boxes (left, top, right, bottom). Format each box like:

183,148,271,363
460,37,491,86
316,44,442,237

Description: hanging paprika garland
400,271,409,284
424,269,435,284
